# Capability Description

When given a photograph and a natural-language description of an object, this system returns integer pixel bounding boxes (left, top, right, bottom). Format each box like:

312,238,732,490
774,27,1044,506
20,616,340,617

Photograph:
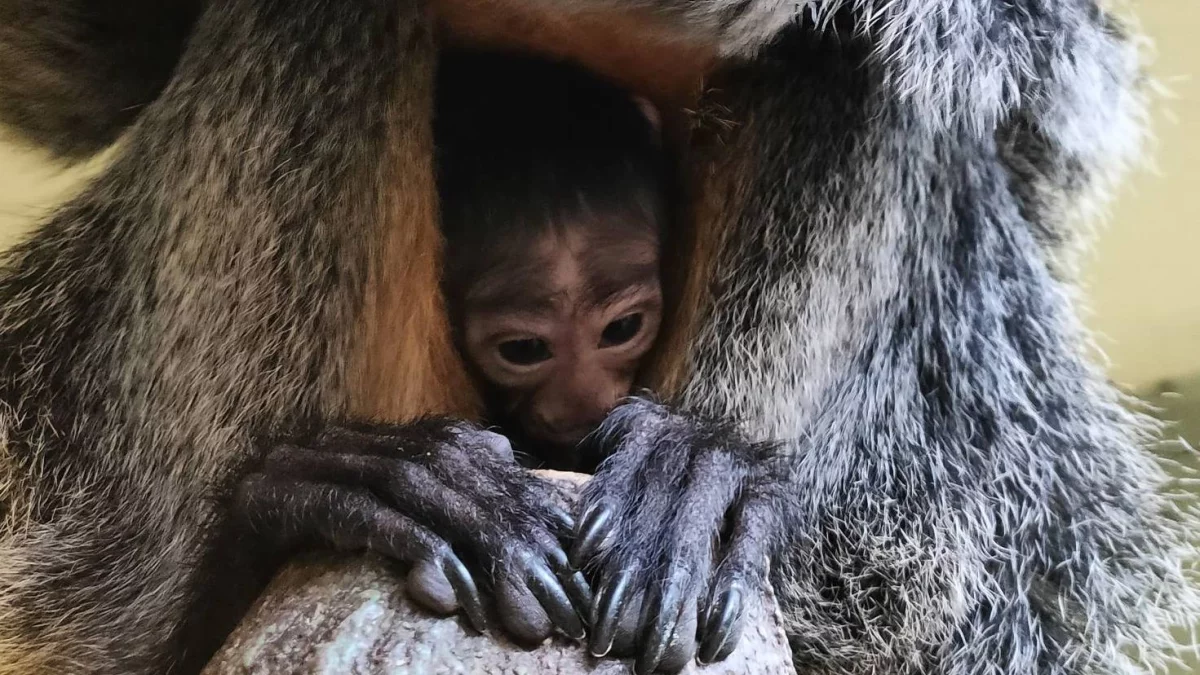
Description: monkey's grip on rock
202,471,796,675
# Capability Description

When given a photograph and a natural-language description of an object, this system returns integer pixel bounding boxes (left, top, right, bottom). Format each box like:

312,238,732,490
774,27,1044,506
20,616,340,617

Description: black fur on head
433,49,671,299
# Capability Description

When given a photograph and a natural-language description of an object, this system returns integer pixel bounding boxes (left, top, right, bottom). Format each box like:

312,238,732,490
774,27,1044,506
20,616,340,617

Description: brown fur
348,84,481,422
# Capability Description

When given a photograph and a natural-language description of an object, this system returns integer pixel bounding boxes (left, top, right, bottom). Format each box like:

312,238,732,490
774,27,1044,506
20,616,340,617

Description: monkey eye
600,313,643,348
497,338,552,366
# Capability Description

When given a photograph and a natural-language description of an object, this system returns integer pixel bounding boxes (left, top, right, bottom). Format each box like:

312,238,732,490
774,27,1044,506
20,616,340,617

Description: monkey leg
235,420,592,646
568,398,782,674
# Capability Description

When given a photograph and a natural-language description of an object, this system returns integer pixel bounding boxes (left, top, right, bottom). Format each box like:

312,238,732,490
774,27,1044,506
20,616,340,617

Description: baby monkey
435,50,669,471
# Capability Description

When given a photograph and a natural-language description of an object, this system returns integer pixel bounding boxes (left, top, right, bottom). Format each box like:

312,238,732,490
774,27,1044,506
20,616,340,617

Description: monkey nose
534,397,613,446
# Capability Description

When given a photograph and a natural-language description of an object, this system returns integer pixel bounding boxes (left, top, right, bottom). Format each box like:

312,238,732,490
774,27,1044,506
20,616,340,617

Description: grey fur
0,0,202,159
0,0,1195,674
680,22,1197,671
0,0,433,671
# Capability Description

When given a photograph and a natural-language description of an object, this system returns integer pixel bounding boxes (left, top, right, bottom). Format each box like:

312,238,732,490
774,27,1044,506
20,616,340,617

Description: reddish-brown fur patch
434,0,718,111
347,66,482,422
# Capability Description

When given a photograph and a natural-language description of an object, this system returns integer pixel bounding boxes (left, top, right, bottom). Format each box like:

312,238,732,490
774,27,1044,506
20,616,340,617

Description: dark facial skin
459,225,662,464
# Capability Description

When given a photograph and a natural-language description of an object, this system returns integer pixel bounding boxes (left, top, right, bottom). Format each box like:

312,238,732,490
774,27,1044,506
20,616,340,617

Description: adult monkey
0,2,1196,675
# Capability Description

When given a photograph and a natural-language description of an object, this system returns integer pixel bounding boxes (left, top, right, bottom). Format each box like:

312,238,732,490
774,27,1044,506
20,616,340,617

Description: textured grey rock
202,471,796,675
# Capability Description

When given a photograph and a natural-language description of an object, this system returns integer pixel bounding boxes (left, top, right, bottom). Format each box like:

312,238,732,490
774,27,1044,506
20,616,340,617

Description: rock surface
203,471,796,675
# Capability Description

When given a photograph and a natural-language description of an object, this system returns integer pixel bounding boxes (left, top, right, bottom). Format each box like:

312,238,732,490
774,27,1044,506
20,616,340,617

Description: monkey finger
365,513,488,634
697,583,746,665
240,474,409,556
696,489,774,663
656,597,697,673
634,566,692,675
452,426,516,463
544,545,593,618
494,567,556,646
406,558,458,615
605,590,645,658
516,476,578,539
483,434,516,463
525,556,587,640
238,474,491,633
625,594,696,673
441,550,490,635
273,448,500,552
589,570,632,657
570,503,614,568
547,504,576,539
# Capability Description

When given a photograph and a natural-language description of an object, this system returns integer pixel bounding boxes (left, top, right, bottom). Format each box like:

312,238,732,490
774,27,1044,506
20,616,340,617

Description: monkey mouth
490,407,605,471
514,424,602,472
509,410,577,443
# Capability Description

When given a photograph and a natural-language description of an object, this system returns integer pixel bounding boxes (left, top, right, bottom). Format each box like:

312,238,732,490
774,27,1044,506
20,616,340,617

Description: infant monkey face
463,227,662,448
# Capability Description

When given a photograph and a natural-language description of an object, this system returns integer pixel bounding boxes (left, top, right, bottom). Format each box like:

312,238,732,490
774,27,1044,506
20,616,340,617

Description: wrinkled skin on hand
571,398,784,674
235,419,592,646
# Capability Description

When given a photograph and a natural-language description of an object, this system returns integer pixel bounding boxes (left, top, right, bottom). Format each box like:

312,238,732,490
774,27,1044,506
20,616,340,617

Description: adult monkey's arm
0,0,737,161
567,4,1200,675
438,0,1200,671
0,0,589,672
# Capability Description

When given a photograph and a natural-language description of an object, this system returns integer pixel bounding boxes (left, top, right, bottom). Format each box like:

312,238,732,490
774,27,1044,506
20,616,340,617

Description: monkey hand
235,419,592,646
570,398,782,674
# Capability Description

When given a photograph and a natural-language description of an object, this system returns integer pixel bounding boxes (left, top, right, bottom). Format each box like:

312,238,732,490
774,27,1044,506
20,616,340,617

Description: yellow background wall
1081,1,1200,391
0,144,100,249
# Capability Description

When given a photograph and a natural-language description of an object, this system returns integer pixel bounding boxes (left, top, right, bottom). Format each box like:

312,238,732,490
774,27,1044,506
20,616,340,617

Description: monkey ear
632,96,663,134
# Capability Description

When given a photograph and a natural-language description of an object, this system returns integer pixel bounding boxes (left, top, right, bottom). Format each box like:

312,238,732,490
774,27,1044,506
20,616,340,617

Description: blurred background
0,0,1196,671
